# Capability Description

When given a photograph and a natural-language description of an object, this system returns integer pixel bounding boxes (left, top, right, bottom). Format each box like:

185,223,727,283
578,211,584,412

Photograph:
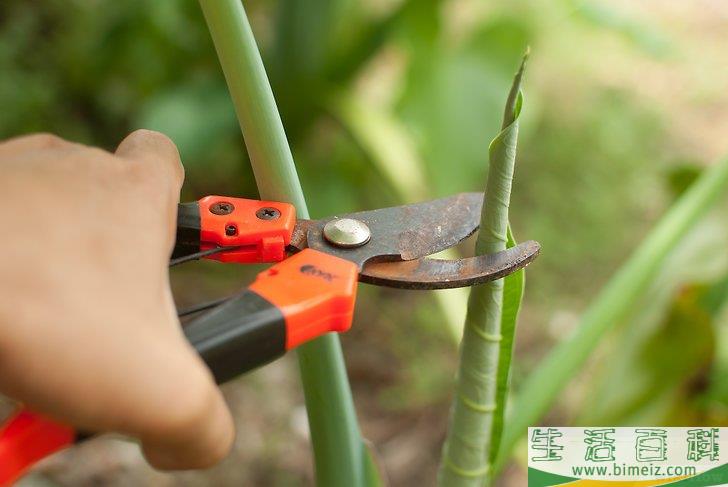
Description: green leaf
579,211,728,425
326,1,410,84
704,276,728,409
438,53,527,487
568,0,672,57
135,77,237,162
330,92,429,201
272,0,355,80
495,155,728,474
269,0,359,136
363,443,386,487
586,285,716,425
488,226,525,466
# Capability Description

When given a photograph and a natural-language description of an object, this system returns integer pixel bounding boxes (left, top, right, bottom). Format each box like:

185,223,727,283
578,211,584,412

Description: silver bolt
323,218,371,248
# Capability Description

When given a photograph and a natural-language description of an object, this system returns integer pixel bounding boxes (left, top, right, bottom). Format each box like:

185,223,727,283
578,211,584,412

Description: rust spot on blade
398,193,482,260
288,219,315,251
305,193,484,269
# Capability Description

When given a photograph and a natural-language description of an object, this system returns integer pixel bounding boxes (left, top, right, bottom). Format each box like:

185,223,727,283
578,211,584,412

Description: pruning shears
0,193,539,485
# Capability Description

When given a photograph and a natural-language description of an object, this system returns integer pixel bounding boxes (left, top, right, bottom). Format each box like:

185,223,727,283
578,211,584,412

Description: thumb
115,129,185,250
114,130,234,468
115,129,185,195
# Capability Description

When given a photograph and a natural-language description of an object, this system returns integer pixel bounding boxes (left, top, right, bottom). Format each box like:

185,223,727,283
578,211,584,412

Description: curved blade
304,193,484,269
359,240,540,289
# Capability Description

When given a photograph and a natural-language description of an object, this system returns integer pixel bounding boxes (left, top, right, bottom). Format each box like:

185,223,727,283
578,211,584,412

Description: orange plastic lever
250,249,358,350
0,410,75,486
198,196,296,263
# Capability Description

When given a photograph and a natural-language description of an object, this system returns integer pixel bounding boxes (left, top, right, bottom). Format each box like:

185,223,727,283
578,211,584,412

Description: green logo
528,427,727,486
584,428,616,462
687,428,720,462
636,428,667,462
530,428,564,462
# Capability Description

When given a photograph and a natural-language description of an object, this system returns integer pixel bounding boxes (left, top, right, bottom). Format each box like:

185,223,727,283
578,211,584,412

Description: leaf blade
488,226,525,467
438,53,528,487
494,155,728,473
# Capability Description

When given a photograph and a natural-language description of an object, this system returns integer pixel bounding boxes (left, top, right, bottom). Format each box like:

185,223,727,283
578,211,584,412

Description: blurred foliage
580,187,728,426
1,0,726,484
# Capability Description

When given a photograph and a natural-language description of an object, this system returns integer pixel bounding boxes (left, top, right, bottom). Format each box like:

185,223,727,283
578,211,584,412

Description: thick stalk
494,153,728,474
198,2,367,485
438,57,527,486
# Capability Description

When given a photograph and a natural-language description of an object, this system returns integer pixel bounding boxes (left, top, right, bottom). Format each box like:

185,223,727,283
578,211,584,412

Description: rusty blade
296,193,484,269
289,219,315,251
359,240,540,289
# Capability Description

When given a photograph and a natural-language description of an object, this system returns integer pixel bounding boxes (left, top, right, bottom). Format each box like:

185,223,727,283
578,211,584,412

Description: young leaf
488,226,525,466
438,53,528,487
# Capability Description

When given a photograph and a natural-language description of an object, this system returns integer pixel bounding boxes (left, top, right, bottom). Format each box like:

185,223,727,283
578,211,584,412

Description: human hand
0,130,233,469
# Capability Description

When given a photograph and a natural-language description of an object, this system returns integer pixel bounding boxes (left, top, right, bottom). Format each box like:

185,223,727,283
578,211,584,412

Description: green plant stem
198,2,367,485
494,154,728,474
438,55,527,487
198,0,305,206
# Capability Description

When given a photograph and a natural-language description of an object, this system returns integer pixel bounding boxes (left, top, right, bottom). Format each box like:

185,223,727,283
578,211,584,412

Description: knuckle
85,146,116,163
21,133,68,149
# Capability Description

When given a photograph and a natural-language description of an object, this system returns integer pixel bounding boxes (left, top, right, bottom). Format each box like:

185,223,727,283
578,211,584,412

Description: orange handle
186,249,358,382
0,410,75,486
250,249,358,350
0,250,358,484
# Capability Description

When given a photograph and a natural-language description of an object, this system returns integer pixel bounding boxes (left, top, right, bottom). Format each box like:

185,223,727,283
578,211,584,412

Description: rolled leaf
438,54,528,487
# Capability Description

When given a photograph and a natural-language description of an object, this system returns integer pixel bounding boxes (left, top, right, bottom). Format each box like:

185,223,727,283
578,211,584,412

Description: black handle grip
172,202,201,261
70,278,288,447
173,201,289,380
183,290,287,383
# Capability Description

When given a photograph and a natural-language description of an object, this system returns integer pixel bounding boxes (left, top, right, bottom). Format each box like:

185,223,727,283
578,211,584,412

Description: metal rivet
323,218,371,248
225,224,237,236
256,207,281,220
210,201,234,215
